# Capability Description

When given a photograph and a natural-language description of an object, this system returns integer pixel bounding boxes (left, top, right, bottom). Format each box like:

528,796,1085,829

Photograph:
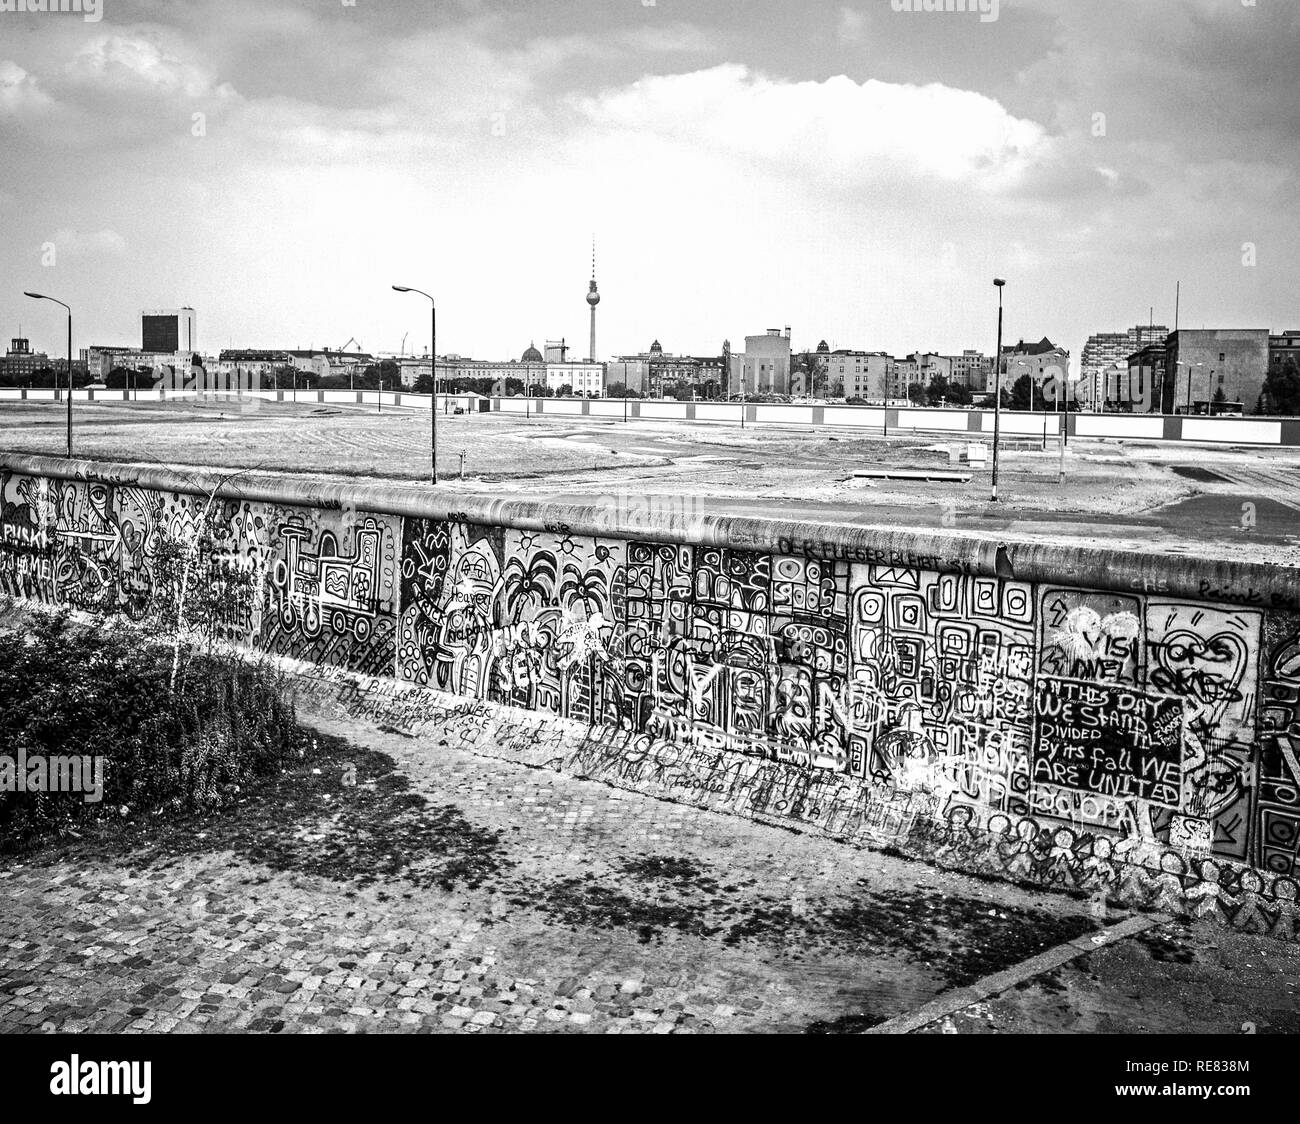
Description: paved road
1,710,1103,1035
4,688,1299,1034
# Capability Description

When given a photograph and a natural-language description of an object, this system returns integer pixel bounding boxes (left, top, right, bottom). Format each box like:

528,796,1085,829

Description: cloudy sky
1,0,1296,371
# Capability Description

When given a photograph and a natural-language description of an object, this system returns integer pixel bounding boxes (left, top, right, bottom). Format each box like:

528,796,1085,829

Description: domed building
521,342,543,363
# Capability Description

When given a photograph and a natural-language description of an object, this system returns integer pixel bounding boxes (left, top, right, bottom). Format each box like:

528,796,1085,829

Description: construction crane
333,337,365,391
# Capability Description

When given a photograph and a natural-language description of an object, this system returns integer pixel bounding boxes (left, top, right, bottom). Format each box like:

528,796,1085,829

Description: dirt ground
1,398,1298,561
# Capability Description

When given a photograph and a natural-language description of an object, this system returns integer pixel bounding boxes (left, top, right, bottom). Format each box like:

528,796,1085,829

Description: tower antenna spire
586,233,600,362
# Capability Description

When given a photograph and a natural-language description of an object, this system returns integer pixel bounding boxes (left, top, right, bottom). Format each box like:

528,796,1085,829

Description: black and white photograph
0,0,1295,1104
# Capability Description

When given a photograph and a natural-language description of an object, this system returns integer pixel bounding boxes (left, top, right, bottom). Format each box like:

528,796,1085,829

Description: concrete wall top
3,450,1296,610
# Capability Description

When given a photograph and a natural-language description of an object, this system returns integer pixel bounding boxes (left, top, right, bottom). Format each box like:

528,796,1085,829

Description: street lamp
1057,369,1066,480
990,279,1006,502
1177,360,1203,415
1055,369,1081,484
24,291,72,457
392,285,437,484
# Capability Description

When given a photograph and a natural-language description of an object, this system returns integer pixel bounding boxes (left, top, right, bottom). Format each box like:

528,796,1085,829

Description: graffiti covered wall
3,454,1299,931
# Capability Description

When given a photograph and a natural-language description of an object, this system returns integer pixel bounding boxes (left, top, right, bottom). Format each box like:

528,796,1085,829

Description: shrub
0,613,305,851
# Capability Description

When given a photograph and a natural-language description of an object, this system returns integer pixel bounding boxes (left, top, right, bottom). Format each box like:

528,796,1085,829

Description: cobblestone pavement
914,919,1300,1035
1,713,1108,1034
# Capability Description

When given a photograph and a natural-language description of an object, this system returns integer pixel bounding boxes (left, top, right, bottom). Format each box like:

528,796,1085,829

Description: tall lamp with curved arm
392,285,437,484
24,291,72,457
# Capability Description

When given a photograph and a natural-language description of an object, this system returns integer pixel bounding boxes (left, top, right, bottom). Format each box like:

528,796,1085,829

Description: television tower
586,236,600,362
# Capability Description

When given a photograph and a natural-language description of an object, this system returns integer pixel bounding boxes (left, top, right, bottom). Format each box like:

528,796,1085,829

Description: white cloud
0,26,243,152
0,60,52,114
576,66,1052,193
1,0,1295,367
65,31,229,99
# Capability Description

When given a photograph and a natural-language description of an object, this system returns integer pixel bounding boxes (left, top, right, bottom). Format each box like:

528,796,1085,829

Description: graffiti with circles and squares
3,461,1300,933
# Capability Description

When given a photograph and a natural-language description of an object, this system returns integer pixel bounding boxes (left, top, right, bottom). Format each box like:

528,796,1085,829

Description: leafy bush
0,613,306,852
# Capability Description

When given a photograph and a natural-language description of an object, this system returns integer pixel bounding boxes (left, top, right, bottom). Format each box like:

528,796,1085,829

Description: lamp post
1177,360,1203,415
24,291,72,457
1056,370,1080,485
990,278,1006,502
1057,369,1066,482
392,285,437,484
1059,367,1070,448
